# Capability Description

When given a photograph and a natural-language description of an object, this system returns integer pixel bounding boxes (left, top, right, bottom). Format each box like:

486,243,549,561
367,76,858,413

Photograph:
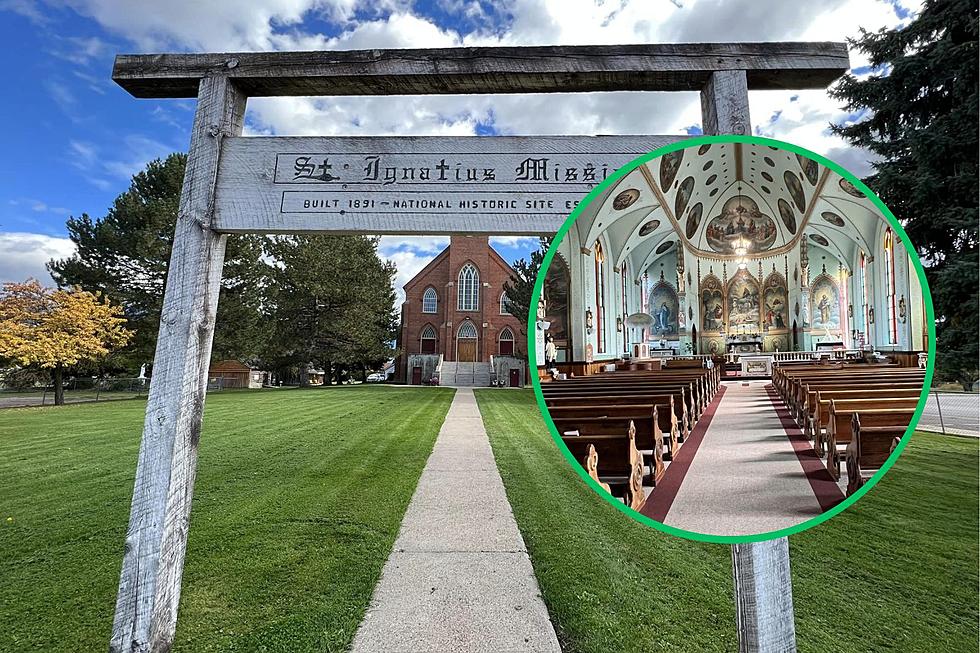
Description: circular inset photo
529,135,934,542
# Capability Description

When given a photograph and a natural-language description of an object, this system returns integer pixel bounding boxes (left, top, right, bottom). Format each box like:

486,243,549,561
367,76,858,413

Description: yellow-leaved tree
0,279,133,405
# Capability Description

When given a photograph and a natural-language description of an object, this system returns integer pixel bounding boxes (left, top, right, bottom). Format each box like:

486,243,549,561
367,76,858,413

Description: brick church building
394,235,525,384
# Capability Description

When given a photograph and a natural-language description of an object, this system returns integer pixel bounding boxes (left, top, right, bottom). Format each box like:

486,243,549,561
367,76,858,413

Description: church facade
394,235,524,384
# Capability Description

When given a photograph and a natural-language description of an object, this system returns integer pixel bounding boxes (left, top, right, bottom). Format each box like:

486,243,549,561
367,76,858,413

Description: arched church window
420,325,437,354
422,287,438,313
457,321,477,338
621,262,629,353
499,291,510,315
457,263,479,311
884,228,897,343
499,327,515,356
594,240,607,354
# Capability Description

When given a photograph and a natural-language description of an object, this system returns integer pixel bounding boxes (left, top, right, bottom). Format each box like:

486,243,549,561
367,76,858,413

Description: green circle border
526,134,937,545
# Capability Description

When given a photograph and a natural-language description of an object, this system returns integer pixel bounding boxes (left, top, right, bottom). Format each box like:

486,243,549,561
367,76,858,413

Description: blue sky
0,0,916,290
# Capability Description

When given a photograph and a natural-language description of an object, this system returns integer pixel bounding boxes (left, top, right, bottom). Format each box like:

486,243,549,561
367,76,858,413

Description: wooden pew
543,382,698,433
561,422,645,510
845,414,907,496
802,381,923,444
807,387,922,452
553,408,665,486
545,392,683,440
825,400,917,480
548,400,679,458
583,444,612,494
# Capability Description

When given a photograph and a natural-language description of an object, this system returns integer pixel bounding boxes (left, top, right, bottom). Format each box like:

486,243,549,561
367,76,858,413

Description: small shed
208,360,265,389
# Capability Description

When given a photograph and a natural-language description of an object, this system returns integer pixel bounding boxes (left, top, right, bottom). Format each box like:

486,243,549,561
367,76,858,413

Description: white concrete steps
439,361,491,387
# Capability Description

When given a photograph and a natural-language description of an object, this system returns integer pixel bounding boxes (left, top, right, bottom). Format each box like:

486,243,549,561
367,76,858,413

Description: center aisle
657,380,826,537
351,387,561,653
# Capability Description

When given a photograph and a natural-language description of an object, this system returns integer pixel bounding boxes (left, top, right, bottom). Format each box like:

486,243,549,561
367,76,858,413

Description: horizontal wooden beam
113,42,849,98
211,134,681,235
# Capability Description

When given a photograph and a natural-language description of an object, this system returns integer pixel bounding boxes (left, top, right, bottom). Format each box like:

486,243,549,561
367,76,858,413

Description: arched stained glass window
420,325,437,354
594,240,607,354
457,321,477,338
458,264,479,311
621,262,629,353
422,287,438,313
884,228,897,344
499,327,515,355
499,291,510,315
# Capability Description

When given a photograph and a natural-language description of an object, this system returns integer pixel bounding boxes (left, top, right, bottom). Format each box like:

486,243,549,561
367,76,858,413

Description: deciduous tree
0,280,132,404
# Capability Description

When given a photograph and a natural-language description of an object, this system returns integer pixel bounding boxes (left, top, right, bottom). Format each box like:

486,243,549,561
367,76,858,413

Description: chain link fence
917,390,979,437
0,378,148,409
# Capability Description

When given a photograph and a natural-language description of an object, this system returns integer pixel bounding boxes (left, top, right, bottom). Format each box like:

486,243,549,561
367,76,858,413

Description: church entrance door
457,339,477,362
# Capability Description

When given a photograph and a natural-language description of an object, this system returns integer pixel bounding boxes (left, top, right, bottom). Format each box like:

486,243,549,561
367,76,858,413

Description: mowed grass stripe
475,390,736,652
0,386,454,653
475,389,979,653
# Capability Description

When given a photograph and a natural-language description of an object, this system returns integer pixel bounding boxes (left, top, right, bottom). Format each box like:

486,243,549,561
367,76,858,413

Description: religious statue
536,297,546,321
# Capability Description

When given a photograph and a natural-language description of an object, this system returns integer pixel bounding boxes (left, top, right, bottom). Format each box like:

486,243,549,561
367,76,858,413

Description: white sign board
213,135,681,234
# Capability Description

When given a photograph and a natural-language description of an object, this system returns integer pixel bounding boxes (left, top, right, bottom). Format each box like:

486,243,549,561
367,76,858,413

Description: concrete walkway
662,380,825,537
351,388,560,653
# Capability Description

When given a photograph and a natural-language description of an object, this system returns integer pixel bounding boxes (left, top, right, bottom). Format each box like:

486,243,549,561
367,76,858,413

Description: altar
739,354,774,376
726,335,763,354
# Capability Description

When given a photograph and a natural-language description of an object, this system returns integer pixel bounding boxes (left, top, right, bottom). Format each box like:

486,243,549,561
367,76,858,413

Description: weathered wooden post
109,74,245,652
107,43,845,652
701,69,799,653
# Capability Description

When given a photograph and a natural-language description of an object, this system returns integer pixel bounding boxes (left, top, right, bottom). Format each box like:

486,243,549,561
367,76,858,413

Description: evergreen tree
48,154,270,372
830,0,978,389
503,237,552,339
261,235,397,384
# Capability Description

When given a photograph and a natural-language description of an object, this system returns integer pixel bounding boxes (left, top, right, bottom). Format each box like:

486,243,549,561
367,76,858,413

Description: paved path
660,381,829,537
351,388,560,653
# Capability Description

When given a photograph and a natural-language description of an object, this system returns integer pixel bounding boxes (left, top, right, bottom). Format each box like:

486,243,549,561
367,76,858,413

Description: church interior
536,141,929,536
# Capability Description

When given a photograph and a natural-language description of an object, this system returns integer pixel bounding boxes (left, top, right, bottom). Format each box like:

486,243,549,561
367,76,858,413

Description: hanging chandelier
734,186,749,270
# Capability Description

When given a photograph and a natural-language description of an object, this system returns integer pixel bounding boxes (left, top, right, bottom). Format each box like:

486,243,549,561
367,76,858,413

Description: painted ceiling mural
797,153,819,185
705,195,778,254
674,176,695,218
784,170,806,212
638,219,660,236
839,177,865,198
613,188,640,210
777,198,797,234
659,150,684,190
685,202,703,239
821,211,845,227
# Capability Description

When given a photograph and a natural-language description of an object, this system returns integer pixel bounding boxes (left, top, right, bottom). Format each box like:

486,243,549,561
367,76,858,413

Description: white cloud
0,232,76,284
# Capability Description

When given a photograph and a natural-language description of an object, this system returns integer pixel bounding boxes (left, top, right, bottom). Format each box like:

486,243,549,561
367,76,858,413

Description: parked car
366,372,385,383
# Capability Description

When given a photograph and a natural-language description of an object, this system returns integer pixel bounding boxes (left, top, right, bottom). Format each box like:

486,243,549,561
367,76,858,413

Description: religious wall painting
809,233,830,247
700,274,724,332
763,273,789,330
647,280,679,337
613,188,640,210
727,269,761,329
796,153,819,185
674,176,695,218
638,219,661,236
704,337,725,355
784,170,806,212
704,195,778,254
655,240,674,254
659,150,684,190
697,144,711,155
839,177,865,198
685,202,703,240
810,273,841,332
764,334,788,352
777,198,797,234
544,253,571,346
820,211,845,228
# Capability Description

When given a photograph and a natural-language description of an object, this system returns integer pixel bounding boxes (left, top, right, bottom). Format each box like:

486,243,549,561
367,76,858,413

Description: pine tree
830,0,979,389
503,237,552,339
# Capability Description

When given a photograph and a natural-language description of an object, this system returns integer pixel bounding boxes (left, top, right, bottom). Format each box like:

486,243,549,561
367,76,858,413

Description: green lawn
0,386,454,652
476,389,979,653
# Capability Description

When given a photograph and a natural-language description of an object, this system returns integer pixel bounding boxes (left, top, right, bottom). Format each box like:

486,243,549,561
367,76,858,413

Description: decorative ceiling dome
573,142,883,283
